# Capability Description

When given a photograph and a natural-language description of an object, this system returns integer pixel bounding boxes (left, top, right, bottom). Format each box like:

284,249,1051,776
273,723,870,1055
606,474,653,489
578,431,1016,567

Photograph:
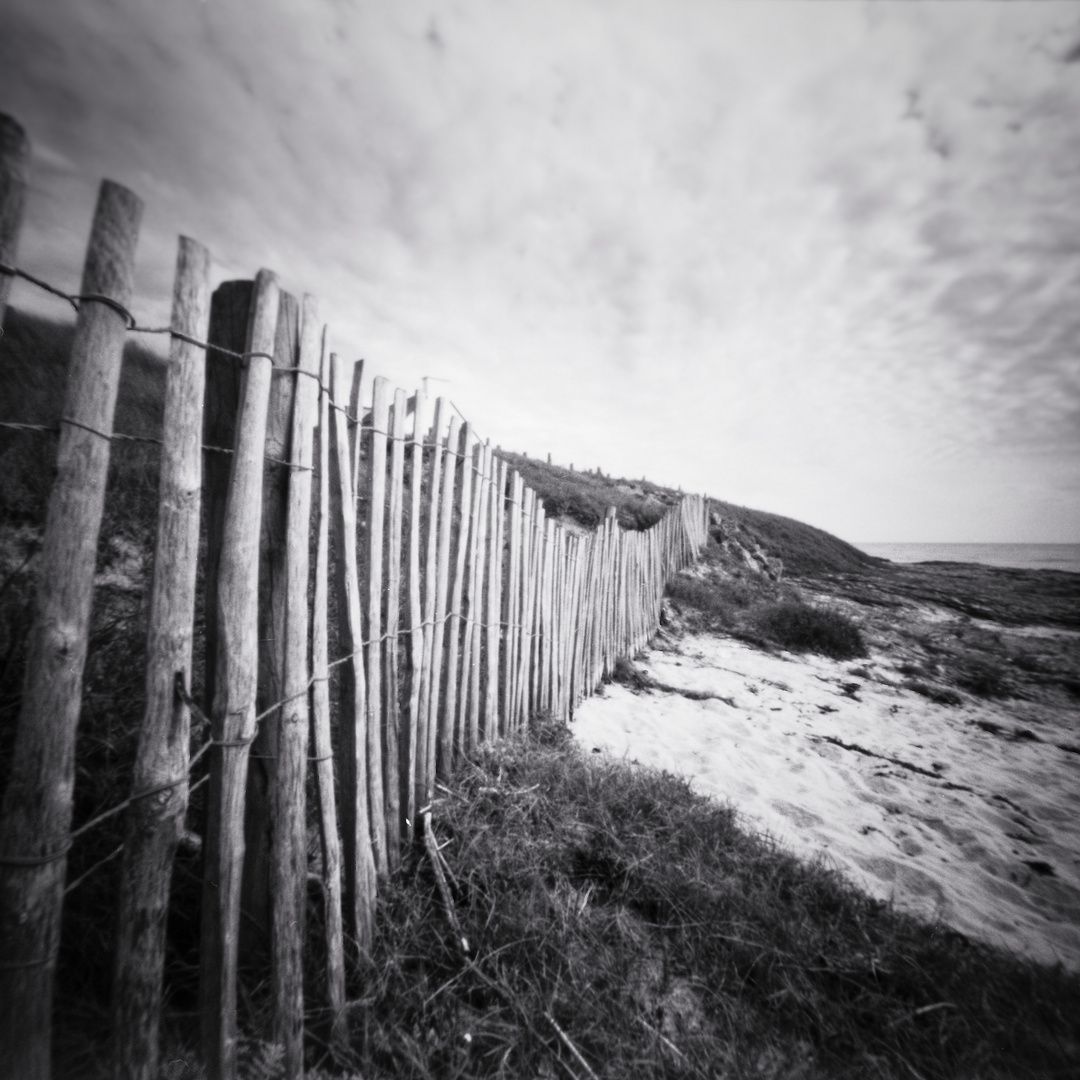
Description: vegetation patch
493,450,675,532
662,545,867,662
325,734,1076,1079
904,680,965,707
953,659,1011,700
750,601,867,661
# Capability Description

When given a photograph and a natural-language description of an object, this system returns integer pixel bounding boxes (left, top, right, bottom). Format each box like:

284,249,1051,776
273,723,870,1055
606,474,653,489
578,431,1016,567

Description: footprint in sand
854,855,946,908
772,800,825,829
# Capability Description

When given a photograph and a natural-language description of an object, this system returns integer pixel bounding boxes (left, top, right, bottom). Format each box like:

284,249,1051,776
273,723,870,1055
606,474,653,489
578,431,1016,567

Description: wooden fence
0,114,709,1080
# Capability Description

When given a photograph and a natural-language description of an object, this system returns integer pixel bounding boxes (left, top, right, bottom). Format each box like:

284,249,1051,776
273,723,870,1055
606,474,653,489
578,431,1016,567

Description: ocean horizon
855,542,1080,574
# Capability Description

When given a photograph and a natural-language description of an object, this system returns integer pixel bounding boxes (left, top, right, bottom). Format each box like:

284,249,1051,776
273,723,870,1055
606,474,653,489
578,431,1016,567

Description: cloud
800,3,1080,474
1,0,1077,540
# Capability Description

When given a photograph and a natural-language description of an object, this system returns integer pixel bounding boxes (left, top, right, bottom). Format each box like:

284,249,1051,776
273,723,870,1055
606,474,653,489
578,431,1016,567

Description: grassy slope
707,499,882,577
353,731,1080,1080
493,449,879,576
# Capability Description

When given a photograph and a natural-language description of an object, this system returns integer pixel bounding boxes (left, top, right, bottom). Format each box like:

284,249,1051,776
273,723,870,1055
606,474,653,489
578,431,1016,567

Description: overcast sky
2,0,1078,543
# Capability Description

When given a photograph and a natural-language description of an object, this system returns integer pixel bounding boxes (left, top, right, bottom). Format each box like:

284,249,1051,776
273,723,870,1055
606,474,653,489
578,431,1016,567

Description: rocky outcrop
709,512,783,582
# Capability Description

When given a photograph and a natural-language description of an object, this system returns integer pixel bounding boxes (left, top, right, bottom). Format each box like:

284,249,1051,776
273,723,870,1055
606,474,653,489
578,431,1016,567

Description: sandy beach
573,589,1080,971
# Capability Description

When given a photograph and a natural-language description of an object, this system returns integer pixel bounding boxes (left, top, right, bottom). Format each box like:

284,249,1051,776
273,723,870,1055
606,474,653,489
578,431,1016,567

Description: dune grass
35,718,1080,1079
663,540,867,661
750,601,867,661
492,451,676,532
288,724,1080,1080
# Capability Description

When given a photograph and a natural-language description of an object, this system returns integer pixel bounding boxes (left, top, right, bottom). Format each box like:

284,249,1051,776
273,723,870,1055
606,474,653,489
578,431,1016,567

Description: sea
855,542,1080,575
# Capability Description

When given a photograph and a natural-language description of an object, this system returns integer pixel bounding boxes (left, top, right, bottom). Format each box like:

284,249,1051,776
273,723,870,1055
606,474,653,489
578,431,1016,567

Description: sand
572,622,1080,971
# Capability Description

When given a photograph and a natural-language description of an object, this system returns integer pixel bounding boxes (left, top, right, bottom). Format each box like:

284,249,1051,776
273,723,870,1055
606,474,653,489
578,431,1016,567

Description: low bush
955,659,1011,699
665,567,778,631
904,679,964,707
752,601,867,660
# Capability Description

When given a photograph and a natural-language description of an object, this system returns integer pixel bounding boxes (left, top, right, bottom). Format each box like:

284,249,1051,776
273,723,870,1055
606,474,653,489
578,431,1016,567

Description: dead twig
422,813,583,1079
635,1013,688,1061
545,1012,600,1080
422,810,470,957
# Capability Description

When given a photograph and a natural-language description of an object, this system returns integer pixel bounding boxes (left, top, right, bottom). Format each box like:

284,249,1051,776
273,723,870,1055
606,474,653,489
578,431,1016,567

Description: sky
1,0,1078,543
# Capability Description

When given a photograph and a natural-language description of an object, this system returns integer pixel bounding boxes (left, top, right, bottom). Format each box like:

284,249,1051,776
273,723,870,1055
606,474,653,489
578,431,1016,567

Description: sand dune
573,626,1080,971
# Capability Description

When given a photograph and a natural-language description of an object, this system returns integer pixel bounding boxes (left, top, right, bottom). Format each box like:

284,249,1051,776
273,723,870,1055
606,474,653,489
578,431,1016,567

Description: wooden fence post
310,341,348,1060
467,444,491,747
457,440,483,753
404,389,427,844
201,281,253,720
529,503,546,718
516,488,535,724
365,376,391,876
0,179,142,1080
502,471,522,734
112,236,210,1080
415,399,447,809
329,355,377,950
384,386,408,863
241,292,300,958
199,269,279,1080
0,112,30,327
443,422,473,769
349,360,365,509
270,294,320,1078
487,461,507,736
426,412,460,787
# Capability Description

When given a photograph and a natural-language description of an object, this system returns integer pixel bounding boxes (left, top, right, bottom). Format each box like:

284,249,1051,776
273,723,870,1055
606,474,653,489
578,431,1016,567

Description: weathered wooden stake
502,471,522,733
0,179,142,1080
487,461,507,736
311,343,347,1058
201,281,253,719
243,291,299,956
384,386,408,863
443,423,473,766
425,412,460,789
270,294,320,1078
199,269,279,1080
365,376,391,876
404,389,427,843
112,236,210,1080
466,443,491,748
457,442,482,751
415,398,447,812
329,355,376,950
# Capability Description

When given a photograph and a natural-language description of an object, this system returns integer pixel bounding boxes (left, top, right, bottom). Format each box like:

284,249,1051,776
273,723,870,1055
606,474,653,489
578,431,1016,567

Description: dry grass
493,451,676,532
663,542,866,662
749,601,866,661
295,726,1080,1079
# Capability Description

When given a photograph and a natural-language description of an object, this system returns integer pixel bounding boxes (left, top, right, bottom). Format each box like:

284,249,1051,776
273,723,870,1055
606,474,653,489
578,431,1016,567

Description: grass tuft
751,601,867,661
663,547,867,662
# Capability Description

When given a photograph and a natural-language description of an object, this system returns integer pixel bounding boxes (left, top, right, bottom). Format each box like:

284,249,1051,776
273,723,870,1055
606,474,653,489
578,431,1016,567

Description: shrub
752,601,866,660
955,660,1010,699
904,680,964,707
665,570,773,627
